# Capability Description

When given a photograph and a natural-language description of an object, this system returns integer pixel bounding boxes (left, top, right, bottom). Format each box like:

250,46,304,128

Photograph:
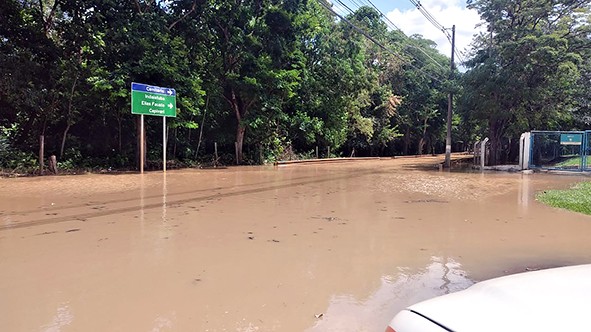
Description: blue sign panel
131,82,176,97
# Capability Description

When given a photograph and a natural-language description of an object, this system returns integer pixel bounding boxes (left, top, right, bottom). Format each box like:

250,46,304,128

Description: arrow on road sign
168,103,173,109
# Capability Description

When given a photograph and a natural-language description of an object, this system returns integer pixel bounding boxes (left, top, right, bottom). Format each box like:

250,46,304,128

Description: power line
407,0,459,168
444,31,466,64
335,0,355,14
348,0,367,11
319,0,446,83
342,0,446,69
409,0,445,31
408,0,466,65
361,0,402,31
363,0,447,70
334,0,448,71
342,0,467,65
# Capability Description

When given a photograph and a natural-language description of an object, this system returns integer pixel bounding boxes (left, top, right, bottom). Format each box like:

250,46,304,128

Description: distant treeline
1,0,589,172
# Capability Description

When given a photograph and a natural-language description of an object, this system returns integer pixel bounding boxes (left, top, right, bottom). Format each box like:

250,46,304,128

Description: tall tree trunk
224,87,253,165
488,118,506,166
39,135,44,175
173,127,177,159
236,125,245,164
417,116,429,155
403,127,410,155
418,138,425,155
194,94,209,159
39,116,47,175
117,116,122,153
60,124,71,158
60,56,82,159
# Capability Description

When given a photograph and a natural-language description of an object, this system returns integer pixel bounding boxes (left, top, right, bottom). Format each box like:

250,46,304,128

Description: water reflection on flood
151,311,176,332
41,303,73,332
162,173,168,224
307,257,473,332
518,174,531,207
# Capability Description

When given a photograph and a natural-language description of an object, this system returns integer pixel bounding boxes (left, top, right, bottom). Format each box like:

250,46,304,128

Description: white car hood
407,264,591,332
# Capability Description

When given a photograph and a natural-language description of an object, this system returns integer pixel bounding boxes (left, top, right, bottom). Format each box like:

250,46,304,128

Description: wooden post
39,135,44,175
316,146,319,159
235,141,239,165
327,146,331,158
48,155,58,175
444,25,456,169
214,142,218,167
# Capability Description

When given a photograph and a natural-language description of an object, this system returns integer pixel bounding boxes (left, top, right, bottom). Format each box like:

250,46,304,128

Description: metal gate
529,131,588,171
584,130,591,171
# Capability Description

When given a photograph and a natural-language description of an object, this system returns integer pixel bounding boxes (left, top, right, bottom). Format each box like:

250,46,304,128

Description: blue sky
370,0,415,12
332,0,487,62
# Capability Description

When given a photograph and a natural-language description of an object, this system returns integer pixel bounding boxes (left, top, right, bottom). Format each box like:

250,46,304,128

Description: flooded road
1,156,591,332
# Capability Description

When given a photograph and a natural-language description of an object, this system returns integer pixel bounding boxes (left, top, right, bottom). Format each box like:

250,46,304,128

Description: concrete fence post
480,138,489,170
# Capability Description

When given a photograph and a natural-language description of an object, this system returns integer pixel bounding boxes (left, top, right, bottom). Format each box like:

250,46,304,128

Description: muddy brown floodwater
1,156,591,332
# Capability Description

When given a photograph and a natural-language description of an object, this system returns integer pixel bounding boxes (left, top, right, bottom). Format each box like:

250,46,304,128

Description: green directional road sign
131,82,177,117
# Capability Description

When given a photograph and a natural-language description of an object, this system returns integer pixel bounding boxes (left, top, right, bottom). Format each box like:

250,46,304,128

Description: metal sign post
131,83,177,173
140,114,144,174
163,117,166,172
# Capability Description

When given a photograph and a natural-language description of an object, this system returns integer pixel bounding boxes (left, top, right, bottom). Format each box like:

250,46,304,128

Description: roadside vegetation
555,157,582,168
1,0,590,173
537,182,591,216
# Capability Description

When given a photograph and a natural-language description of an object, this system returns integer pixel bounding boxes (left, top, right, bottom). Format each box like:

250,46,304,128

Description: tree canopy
460,0,591,164
1,0,590,171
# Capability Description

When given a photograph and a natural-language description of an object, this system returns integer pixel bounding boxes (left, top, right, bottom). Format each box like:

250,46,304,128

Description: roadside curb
275,157,381,165
274,153,469,166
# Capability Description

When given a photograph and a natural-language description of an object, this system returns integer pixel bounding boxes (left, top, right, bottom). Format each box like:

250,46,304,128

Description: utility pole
444,25,455,168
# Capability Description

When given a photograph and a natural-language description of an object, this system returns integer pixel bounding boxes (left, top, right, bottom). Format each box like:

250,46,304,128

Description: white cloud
386,0,487,64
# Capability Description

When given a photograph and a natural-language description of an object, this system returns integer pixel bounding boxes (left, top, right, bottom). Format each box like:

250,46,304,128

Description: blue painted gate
584,131,591,171
529,131,590,171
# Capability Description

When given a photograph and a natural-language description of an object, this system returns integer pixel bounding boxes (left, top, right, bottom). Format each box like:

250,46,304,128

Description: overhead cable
336,0,447,70
408,0,466,65
319,0,446,83
364,0,447,69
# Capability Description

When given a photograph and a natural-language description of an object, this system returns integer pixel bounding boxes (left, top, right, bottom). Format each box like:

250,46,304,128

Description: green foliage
390,34,449,155
1,0,476,170
0,150,38,172
0,125,37,172
461,0,591,164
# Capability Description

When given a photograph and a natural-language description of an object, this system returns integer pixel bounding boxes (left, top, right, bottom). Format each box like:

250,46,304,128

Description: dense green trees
1,0,589,171
460,0,591,164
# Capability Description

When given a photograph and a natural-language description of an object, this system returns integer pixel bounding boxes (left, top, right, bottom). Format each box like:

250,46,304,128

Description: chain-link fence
530,131,588,171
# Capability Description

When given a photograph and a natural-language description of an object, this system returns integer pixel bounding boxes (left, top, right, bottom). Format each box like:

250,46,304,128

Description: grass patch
554,156,582,167
537,181,591,215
